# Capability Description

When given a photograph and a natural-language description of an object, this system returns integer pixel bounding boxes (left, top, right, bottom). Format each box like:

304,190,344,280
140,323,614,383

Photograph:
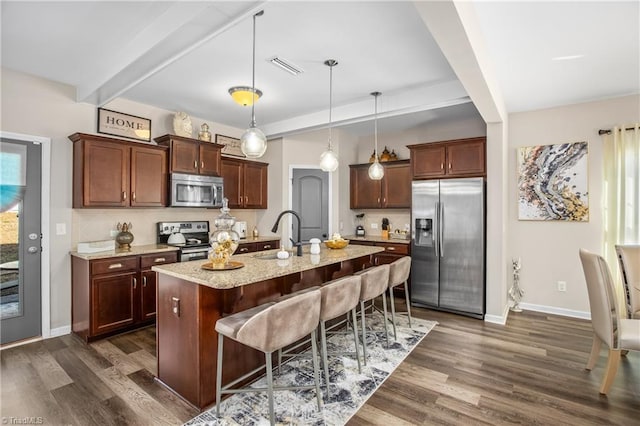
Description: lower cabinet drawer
91,256,138,275
237,243,257,254
257,240,279,251
378,243,409,255
140,251,178,268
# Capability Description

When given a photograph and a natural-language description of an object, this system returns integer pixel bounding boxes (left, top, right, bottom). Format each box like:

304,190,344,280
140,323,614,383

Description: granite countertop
70,244,179,260
343,235,411,245
152,245,384,290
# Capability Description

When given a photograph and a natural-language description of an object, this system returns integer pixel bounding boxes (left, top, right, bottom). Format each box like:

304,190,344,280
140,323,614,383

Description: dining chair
579,249,640,394
615,245,640,319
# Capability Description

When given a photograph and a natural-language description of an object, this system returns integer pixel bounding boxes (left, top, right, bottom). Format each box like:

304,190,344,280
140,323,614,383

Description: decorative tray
201,261,244,271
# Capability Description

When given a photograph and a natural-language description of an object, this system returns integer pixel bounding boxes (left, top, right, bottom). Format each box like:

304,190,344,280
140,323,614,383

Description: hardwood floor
1,307,638,425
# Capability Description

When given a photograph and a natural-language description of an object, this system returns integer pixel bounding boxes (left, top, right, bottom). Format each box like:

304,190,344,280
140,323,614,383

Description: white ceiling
1,1,638,138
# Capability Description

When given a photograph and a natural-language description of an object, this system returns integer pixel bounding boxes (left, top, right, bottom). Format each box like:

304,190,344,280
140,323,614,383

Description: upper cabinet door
221,158,243,209
243,161,267,209
410,144,446,179
350,165,382,209
446,138,486,177
170,139,199,174
199,143,221,176
382,162,411,208
80,139,130,207
130,145,168,207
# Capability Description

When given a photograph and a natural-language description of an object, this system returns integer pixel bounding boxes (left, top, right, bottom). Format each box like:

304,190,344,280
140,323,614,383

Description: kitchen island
152,244,383,409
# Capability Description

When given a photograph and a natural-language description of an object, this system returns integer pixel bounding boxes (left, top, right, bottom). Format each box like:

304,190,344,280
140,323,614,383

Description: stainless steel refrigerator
411,178,485,319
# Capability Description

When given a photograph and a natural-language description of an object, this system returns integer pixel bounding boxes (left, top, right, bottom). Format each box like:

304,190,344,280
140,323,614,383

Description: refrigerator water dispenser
414,218,433,246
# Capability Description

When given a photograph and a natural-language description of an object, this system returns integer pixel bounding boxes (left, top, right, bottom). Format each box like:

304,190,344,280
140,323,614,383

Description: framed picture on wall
97,108,151,142
517,141,589,221
215,134,245,158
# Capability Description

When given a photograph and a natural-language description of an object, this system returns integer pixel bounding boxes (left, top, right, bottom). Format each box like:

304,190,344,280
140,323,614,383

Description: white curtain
602,124,640,287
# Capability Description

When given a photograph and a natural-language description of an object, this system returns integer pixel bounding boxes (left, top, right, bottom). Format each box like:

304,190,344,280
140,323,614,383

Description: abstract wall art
517,141,589,221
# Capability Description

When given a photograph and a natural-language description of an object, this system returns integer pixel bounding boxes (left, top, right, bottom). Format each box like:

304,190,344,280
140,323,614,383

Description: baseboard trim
519,302,591,320
484,304,510,325
49,325,71,337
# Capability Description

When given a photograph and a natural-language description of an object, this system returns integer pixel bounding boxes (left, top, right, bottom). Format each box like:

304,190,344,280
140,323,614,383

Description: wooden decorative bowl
325,239,349,249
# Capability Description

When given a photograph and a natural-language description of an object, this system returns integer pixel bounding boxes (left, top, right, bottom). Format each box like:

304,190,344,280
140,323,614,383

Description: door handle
132,192,136,202
440,202,445,258
28,246,39,254
263,244,271,249
143,276,147,287
108,263,123,269
194,161,198,169
133,277,137,289
154,257,166,263
122,192,127,201
434,201,440,258
201,161,204,169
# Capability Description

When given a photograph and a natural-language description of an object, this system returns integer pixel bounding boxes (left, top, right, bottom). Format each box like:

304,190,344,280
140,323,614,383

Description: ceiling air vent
269,56,304,75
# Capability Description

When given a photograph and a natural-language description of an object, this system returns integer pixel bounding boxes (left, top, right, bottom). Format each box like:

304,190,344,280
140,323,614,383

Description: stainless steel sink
252,252,280,260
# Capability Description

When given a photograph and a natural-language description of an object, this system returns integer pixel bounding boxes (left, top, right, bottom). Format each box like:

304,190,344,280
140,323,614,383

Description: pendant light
240,10,267,158
368,92,384,180
319,59,339,172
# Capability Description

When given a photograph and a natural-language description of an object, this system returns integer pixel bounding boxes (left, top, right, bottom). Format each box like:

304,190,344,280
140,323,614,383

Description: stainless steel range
157,221,210,262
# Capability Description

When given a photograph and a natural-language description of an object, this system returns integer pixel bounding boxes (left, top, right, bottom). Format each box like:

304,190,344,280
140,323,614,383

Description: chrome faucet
271,210,303,256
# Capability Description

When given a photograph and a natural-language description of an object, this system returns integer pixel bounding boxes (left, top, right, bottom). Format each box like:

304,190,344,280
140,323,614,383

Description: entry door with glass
1,138,42,344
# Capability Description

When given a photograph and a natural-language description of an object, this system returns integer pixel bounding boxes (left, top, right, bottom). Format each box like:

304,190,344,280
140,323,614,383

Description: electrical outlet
371,223,378,229
110,230,119,238
557,281,567,292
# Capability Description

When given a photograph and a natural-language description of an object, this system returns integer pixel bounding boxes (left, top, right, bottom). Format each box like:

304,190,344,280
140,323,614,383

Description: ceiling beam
414,0,506,123
77,1,267,106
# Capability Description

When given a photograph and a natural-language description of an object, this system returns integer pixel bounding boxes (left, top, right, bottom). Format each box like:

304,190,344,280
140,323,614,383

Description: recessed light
552,54,584,61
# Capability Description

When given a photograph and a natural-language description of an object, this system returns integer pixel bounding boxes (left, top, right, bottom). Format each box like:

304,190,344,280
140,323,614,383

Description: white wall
508,95,640,316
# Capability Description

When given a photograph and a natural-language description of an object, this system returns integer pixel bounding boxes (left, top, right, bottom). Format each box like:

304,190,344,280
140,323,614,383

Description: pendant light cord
328,63,333,149
374,93,379,159
251,11,263,128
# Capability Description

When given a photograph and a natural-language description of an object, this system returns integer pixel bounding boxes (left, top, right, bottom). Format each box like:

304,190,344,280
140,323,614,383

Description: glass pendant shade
240,126,267,158
368,159,384,180
320,148,339,172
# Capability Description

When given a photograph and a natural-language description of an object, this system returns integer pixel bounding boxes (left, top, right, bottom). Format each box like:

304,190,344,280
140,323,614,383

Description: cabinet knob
133,277,137,289
122,192,127,201
239,247,249,253
201,161,204,169
194,161,198,169
132,192,136,202
143,276,147,287
441,163,444,170
449,163,452,170
154,257,166,263
386,246,396,251
263,245,271,249
245,196,249,205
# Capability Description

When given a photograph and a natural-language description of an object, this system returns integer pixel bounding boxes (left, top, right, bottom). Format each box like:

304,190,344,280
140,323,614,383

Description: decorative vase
380,146,391,162
115,222,134,249
209,198,240,268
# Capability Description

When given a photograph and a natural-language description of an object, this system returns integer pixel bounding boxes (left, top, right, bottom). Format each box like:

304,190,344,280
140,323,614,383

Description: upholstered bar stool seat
318,275,362,394
388,256,413,340
215,289,323,425
354,264,390,364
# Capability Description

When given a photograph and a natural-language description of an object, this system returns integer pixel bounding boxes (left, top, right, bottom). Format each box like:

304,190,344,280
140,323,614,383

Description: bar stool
354,264,390,364
318,275,362,394
388,256,413,340
215,289,322,425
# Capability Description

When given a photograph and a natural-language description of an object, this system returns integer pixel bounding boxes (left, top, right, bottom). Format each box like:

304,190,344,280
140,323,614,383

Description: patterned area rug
185,311,436,426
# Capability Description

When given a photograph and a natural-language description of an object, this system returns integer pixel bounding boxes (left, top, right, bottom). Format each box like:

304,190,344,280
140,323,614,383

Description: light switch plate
56,223,66,235
371,223,378,229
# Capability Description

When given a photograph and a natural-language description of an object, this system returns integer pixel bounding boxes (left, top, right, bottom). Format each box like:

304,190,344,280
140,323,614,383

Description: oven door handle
181,246,210,254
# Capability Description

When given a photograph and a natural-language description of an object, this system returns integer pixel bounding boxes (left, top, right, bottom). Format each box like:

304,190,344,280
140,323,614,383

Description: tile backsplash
345,210,410,237
72,208,258,248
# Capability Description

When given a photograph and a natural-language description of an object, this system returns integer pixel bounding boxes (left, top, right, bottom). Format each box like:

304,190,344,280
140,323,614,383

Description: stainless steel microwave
170,173,224,208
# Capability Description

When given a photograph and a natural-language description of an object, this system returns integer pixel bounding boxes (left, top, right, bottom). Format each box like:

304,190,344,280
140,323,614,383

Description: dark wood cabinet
236,239,280,255
72,250,178,342
350,240,410,265
221,157,268,209
70,133,168,208
408,137,486,179
349,160,411,209
155,134,223,176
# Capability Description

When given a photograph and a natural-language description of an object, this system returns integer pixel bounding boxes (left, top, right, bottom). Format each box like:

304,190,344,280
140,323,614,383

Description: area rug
185,311,436,426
